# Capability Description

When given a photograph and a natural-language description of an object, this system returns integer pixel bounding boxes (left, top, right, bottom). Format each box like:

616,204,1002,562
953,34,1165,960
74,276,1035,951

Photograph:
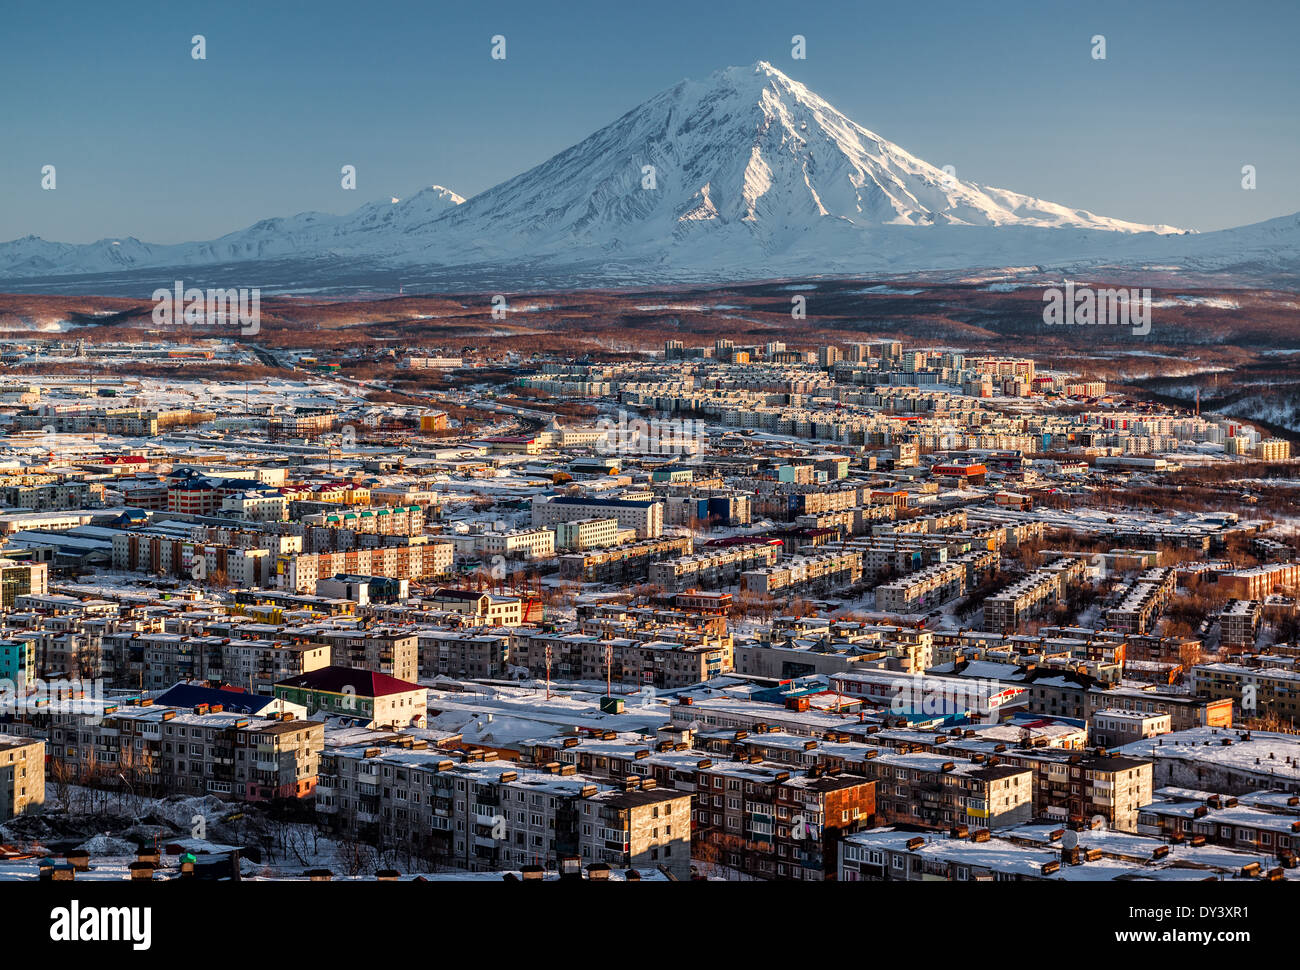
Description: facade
319,628,419,682
1192,660,1300,725
1218,563,1300,601
984,560,1084,633
554,516,620,551
0,734,44,820
740,550,862,598
281,541,455,593
648,543,781,592
0,636,36,686
861,751,1033,829
478,528,556,559
316,747,688,874
874,560,967,614
274,666,428,728
1106,568,1176,635
1090,708,1172,747
577,781,693,879
43,704,322,802
691,759,876,881
111,631,329,693
533,495,665,539
417,630,512,679
1218,600,1262,652
559,536,692,584
512,629,731,689
0,559,49,607
426,589,525,626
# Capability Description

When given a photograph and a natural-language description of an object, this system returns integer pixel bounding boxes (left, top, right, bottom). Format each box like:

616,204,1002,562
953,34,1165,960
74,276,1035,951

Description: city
0,329,1296,895
2,0,1294,951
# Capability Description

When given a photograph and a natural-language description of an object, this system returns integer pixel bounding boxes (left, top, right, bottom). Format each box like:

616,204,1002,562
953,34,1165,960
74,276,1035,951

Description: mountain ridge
4,61,1297,292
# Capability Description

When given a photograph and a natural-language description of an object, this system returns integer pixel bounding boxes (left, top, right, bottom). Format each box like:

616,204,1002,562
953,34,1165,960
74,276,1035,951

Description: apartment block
1090,708,1171,747
874,560,967,614
648,543,781,592
740,550,862,598
559,536,692,584
1105,567,1176,635
418,629,512,679
984,558,1085,633
512,628,730,688
554,517,620,551
319,628,419,682
281,541,455,593
111,631,329,693
0,734,44,820
1219,599,1262,652
578,779,693,879
0,559,49,608
316,746,689,874
861,751,1033,829
691,759,876,880
44,703,323,802
533,495,664,539
1192,659,1300,724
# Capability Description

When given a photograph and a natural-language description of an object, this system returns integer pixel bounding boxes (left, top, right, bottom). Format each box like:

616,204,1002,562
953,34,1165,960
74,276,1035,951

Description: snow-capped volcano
430,60,1181,259
5,60,1296,292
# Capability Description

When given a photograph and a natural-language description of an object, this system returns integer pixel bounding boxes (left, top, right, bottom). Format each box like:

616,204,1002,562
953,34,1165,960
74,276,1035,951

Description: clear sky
3,0,1297,243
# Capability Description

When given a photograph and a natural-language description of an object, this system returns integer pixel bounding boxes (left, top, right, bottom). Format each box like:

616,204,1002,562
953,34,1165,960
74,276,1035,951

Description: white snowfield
2,61,1296,287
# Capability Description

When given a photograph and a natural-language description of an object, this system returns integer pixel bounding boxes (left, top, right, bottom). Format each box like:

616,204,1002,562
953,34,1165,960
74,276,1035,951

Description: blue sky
3,0,1297,243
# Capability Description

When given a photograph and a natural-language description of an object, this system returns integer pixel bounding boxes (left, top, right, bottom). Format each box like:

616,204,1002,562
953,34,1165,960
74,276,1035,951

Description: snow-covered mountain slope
427,60,1181,261
0,186,464,278
3,61,1297,291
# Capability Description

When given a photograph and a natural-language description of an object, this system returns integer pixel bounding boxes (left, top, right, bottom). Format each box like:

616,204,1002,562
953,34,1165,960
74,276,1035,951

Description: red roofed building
273,665,427,728
931,462,987,485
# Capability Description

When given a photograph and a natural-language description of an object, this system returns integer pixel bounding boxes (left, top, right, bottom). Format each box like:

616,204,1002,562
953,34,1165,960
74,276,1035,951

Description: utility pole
544,645,552,701
604,643,613,699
